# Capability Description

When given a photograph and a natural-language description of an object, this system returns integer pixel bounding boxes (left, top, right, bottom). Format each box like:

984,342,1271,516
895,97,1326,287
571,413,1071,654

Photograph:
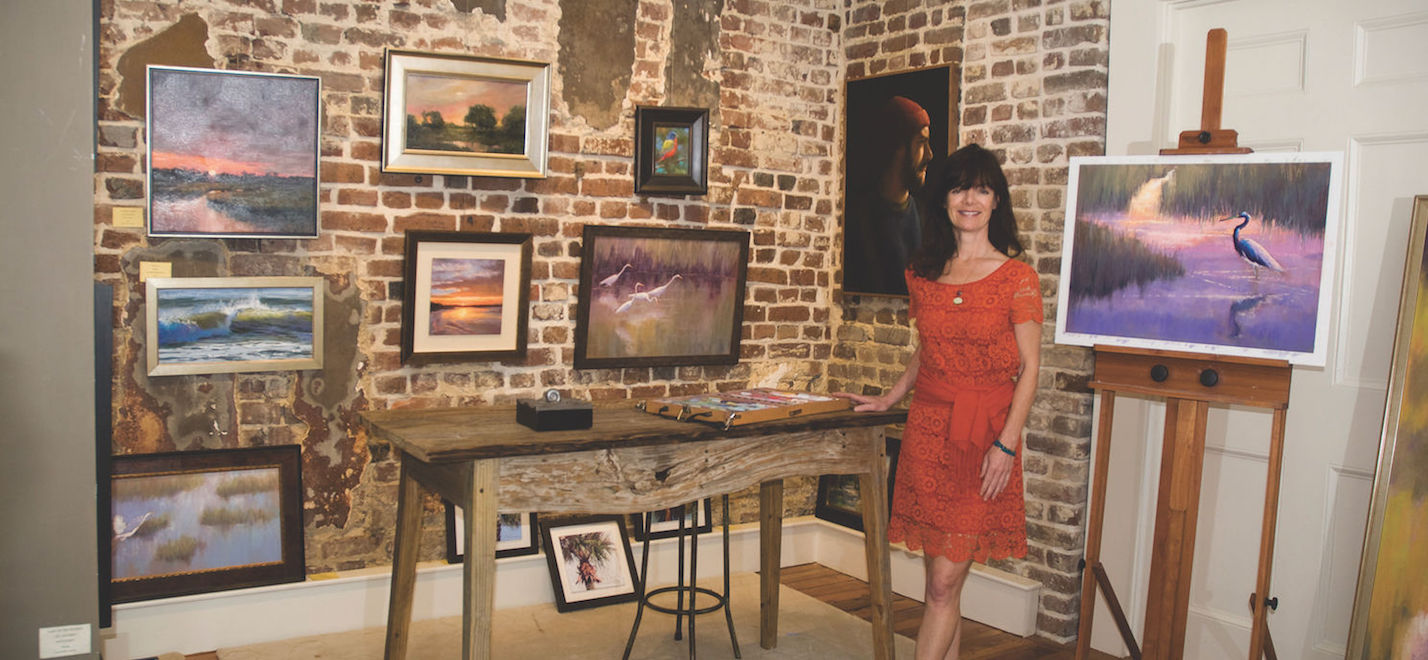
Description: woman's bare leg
914,553,974,660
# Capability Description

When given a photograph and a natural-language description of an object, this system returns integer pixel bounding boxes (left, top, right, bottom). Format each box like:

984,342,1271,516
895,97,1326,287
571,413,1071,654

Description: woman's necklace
953,289,964,305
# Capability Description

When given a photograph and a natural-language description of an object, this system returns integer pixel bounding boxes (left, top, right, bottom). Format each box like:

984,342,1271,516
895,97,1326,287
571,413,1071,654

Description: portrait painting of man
842,66,955,297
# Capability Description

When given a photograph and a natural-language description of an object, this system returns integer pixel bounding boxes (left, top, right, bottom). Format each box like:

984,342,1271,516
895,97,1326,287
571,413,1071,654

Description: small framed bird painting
1054,152,1344,366
633,106,709,195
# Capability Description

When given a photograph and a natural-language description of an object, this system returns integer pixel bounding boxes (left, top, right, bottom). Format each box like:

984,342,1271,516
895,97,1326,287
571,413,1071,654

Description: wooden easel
1073,29,1288,660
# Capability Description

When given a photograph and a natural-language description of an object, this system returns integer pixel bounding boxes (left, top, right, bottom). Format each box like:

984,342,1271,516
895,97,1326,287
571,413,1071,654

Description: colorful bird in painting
1221,212,1284,273
657,130,679,168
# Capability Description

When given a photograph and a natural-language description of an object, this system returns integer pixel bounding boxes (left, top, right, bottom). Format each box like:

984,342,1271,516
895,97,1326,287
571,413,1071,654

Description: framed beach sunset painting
1054,153,1343,366
145,277,324,377
573,225,749,369
146,66,320,238
401,231,532,363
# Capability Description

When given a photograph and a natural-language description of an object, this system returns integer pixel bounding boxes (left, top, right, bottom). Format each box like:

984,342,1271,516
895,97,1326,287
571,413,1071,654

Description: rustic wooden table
359,403,906,660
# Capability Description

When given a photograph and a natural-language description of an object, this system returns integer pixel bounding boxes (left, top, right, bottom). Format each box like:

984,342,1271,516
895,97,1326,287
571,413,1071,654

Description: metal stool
622,494,740,660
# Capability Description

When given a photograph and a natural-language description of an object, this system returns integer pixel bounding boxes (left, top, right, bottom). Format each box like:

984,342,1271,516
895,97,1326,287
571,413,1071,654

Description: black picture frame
574,225,749,369
633,106,709,195
842,65,956,297
630,499,713,542
541,516,640,612
401,230,533,364
814,432,901,532
109,445,305,604
443,502,540,562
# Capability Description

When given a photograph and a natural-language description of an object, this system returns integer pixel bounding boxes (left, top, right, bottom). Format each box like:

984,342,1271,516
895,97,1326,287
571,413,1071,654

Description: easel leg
759,479,783,650
1076,390,1117,660
858,427,894,660
461,459,497,660
1248,409,1287,659
384,454,423,660
1142,398,1209,660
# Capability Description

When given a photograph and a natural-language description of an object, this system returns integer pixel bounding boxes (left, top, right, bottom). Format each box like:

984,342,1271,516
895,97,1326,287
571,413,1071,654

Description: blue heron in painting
1221,211,1284,273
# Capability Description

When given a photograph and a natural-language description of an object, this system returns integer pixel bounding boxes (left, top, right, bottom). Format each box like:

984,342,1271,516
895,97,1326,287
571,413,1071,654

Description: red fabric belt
912,376,1015,452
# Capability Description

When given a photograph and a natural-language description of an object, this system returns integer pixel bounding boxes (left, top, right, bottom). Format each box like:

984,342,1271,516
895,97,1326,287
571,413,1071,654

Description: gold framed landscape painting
382,49,550,178
1349,195,1428,659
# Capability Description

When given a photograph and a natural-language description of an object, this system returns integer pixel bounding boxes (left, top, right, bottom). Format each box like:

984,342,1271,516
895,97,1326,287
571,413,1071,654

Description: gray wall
0,0,101,658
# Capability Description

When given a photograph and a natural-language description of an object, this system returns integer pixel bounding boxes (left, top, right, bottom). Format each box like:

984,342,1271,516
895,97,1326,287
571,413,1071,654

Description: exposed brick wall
831,0,1105,641
92,0,1104,641
95,0,842,573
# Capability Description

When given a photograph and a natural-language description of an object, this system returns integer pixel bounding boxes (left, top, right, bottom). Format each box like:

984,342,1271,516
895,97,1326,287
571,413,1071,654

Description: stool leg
689,505,698,660
721,495,741,658
675,505,686,641
622,512,654,660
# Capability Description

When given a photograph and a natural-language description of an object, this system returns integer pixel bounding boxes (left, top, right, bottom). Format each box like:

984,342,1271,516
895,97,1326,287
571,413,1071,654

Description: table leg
859,429,895,660
462,459,498,660
759,479,784,650
384,453,423,660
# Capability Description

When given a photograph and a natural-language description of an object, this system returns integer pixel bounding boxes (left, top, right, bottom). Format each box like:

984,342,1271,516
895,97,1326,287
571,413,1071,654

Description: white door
1094,1,1428,658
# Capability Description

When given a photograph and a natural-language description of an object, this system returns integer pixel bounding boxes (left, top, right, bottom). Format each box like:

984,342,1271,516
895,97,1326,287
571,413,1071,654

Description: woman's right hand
830,392,893,412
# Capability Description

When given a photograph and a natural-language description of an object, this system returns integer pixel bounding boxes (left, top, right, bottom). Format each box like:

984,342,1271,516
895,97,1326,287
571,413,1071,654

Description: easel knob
1150,364,1170,382
1199,369,1220,387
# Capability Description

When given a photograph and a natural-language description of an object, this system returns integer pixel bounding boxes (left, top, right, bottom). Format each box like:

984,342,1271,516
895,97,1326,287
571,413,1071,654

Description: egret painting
109,446,304,603
1054,153,1342,366
575,226,749,369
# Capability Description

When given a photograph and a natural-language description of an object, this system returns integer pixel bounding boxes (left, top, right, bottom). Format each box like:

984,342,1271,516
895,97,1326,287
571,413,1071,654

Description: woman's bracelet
992,439,1017,457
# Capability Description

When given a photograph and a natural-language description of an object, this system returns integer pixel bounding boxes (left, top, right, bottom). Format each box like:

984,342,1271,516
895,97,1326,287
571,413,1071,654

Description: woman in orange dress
838,143,1042,660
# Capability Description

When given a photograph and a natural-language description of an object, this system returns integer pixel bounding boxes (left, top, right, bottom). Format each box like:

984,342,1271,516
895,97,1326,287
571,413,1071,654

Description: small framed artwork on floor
444,502,539,562
814,432,901,532
541,516,640,612
630,499,712,542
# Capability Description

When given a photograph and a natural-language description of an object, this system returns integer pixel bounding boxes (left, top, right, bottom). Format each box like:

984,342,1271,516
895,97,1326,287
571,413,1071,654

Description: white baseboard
102,517,1039,658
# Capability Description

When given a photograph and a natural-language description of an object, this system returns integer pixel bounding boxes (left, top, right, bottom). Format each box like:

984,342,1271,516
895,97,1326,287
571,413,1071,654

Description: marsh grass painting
112,466,283,581
1056,154,1340,365
577,227,749,368
147,67,318,237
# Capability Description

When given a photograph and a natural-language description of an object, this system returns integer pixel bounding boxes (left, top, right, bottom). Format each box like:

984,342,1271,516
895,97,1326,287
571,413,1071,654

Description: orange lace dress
888,258,1043,563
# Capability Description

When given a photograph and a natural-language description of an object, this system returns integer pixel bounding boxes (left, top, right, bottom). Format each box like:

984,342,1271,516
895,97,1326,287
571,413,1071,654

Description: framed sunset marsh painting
145,277,324,377
109,445,304,603
1054,153,1343,365
382,49,550,178
401,231,532,363
146,66,319,238
574,225,749,369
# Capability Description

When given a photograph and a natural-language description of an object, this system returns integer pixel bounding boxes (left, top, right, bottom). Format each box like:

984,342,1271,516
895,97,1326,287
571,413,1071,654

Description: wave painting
156,286,315,365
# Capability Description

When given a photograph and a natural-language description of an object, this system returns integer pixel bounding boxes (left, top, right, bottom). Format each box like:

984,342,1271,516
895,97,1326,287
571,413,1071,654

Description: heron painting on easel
1055,152,1343,365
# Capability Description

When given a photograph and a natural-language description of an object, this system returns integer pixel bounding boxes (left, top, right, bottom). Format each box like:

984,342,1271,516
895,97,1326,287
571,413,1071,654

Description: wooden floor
185,562,1117,659
778,563,1119,660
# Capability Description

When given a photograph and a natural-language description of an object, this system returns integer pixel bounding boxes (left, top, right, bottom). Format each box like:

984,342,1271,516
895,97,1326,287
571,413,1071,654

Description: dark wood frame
540,515,640,612
633,106,709,195
401,230,532,364
841,64,956,297
815,433,901,532
109,445,305,604
146,66,320,239
630,499,712,541
443,502,539,562
574,225,749,369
